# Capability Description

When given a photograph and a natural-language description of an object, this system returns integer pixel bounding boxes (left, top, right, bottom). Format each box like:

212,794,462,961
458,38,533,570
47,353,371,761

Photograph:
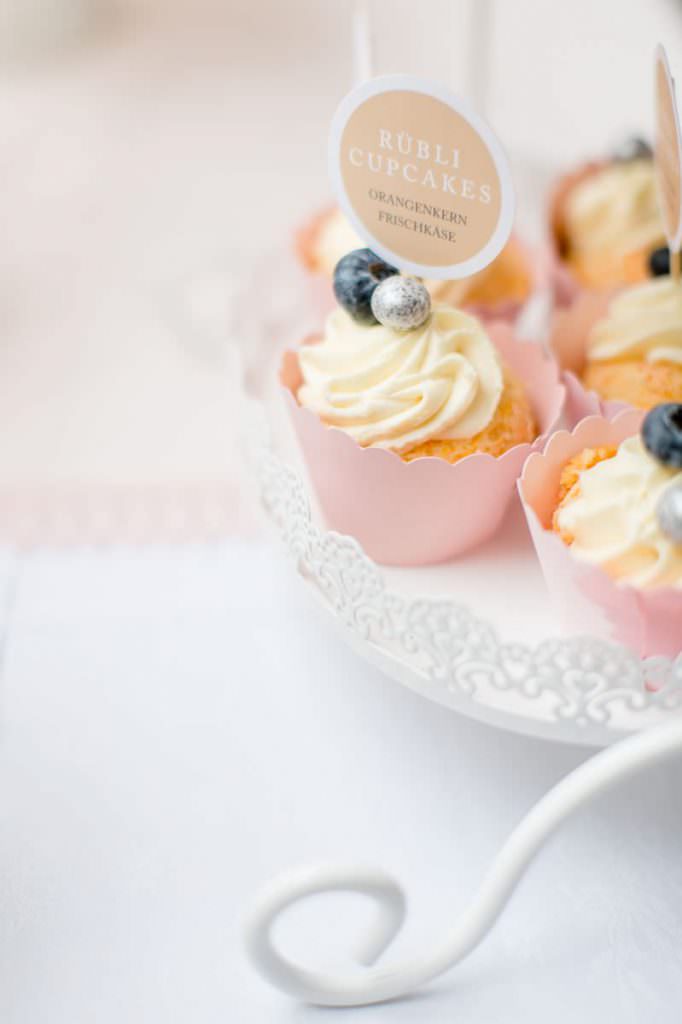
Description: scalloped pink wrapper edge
518,410,682,658
548,286,633,426
297,226,547,328
281,323,565,566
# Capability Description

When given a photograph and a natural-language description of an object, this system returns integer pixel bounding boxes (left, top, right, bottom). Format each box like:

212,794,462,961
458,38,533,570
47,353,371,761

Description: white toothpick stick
468,0,493,118
352,0,373,87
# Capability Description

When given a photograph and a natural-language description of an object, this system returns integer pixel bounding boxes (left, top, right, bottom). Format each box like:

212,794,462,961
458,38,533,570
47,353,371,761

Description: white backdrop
1,0,682,496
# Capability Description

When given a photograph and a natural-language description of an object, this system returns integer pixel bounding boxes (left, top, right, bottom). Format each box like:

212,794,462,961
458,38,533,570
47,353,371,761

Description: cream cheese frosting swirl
297,305,503,453
565,158,663,257
556,435,682,588
587,277,682,366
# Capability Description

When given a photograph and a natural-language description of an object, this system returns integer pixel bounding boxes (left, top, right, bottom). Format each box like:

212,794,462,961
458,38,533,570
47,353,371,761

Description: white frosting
297,305,503,453
565,158,663,256
587,277,682,366
556,435,682,588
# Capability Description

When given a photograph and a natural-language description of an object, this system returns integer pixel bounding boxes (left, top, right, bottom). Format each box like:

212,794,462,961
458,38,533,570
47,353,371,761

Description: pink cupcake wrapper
518,410,682,659
545,159,608,310
281,322,565,567
458,234,548,327
548,287,633,426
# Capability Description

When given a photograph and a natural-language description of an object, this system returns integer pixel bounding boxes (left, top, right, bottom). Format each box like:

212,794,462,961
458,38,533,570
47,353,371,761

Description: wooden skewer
671,246,681,281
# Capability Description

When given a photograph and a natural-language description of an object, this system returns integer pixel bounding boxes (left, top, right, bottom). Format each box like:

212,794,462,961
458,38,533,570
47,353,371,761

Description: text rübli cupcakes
519,406,682,658
550,274,682,425
548,137,666,306
281,248,564,566
296,205,539,326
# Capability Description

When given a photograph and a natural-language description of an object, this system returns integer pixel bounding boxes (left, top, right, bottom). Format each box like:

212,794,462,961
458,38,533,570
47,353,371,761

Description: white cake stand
239,255,682,750
237,0,682,1002
237,257,682,1009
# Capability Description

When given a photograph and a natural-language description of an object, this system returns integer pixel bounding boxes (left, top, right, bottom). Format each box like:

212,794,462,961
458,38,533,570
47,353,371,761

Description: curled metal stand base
244,716,682,1007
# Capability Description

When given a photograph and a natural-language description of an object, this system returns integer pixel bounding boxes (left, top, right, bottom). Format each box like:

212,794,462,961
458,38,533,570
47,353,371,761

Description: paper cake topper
328,75,514,280
655,44,682,278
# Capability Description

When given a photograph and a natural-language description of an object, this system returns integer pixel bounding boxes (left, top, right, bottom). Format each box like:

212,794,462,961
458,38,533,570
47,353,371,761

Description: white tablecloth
0,540,681,1022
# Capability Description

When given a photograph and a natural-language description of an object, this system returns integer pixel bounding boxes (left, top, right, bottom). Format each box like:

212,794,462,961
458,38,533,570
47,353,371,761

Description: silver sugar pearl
657,481,682,544
371,275,431,330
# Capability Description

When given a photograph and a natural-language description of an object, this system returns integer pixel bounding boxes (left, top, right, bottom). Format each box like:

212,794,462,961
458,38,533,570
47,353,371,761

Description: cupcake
296,205,535,323
554,414,682,588
519,407,682,657
281,249,564,565
582,277,682,409
551,275,682,423
550,138,665,298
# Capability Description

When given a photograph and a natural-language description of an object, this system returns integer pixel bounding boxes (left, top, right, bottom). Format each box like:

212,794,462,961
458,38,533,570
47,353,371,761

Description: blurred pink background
2,0,682,538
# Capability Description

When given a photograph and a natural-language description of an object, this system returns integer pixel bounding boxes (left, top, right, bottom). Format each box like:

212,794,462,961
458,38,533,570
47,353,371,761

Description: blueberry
642,403,682,468
333,248,399,325
649,246,670,277
612,136,652,163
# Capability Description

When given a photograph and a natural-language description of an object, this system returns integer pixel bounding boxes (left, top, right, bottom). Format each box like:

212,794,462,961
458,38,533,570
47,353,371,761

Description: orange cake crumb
402,369,536,463
582,359,682,410
552,446,617,543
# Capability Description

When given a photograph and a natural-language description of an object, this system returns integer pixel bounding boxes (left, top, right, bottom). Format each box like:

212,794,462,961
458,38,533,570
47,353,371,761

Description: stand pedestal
244,716,682,1007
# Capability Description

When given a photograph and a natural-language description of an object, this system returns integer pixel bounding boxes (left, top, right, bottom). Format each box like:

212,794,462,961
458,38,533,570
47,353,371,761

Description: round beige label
329,76,514,279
